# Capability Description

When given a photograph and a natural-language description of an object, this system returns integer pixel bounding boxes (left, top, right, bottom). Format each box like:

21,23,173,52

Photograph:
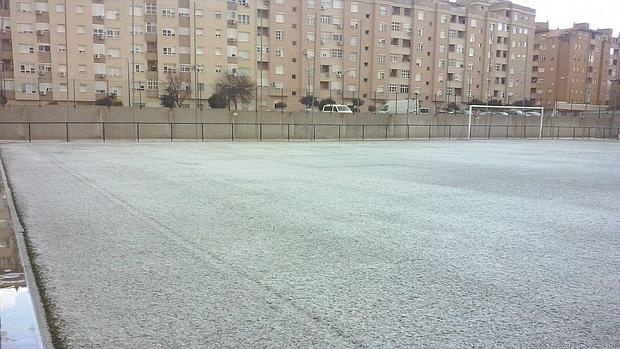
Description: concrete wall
0,105,618,141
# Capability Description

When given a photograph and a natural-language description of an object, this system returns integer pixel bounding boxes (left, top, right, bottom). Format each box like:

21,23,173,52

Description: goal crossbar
467,105,545,140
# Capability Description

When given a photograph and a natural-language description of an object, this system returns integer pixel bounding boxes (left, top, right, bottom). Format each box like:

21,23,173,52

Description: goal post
467,105,545,140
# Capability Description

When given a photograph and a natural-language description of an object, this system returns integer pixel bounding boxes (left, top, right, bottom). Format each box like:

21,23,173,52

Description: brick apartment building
2,0,614,112
531,22,618,110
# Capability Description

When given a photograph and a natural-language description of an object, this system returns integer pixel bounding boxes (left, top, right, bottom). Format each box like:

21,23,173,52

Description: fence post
136,123,140,142
406,125,410,140
505,125,509,139
572,127,575,140
385,125,388,140
487,125,491,139
259,124,263,142
169,123,173,142
66,123,69,142
448,125,451,139
201,124,204,141
557,126,560,139
287,124,290,142
28,123,32,143
428,125,431,140
231,124,234,141
313,124,316,141
587,127,591,139
362,125,365,140
338,125,341,141
523,125,526,139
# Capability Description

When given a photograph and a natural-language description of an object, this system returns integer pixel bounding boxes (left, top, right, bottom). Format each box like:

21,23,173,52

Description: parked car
378,99,420,114
322,104,353,114
525,111,542,117
508,109,525,116
479,111,509,117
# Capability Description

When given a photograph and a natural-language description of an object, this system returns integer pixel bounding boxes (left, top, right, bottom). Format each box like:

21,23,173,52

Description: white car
322,104,353,114
525,111,542,117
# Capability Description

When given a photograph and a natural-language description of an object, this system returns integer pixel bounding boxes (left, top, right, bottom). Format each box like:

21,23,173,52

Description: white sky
513,0,618,35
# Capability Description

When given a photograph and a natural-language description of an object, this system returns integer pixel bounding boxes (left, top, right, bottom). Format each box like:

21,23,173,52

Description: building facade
0,0,543,111
531,22,617,109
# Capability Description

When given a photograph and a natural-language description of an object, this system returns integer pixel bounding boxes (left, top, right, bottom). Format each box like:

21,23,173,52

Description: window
275,13,284,23
275,48,284,57
128,6,143,16
146,23,156,34
416,43,423,51
238,14,250,24
107,28,120,39
275,30,284,40
417,11,424,20
162,28,175,37
471,19,477,28
388,84,397,93
147,79,158,91
106,10,120,20
391,22,400,31
145,3,156,15
378,71,385,80
378,54,385,64
178,8,190,17
400,85,409,94
163,47,175,55
20,64,36,74
56,24,65,33
415,58,422,67
275,65,284,75
378,39,385,48
55,4,64,12
379,7,386,16
402,70,410,79
76,5,84,14
162,8,175,18
469,48,475,57
379,23,386,32
350,3,359,13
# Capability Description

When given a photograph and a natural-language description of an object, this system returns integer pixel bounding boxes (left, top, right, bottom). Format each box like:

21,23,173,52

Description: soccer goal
467,105,545,140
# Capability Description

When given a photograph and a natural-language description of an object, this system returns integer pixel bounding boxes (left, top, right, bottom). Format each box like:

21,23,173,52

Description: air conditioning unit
36,30,44,35
38,70,45,75
94,54,102,59
59,71,66,77
336,89,342,94
97,74,106,78
336,71,343,77
337,24,343,29
36,10,44,14
272,82,277,86
97,15,105,20
320,40,325,44
97,34,105,39
39,91,47,96
337,41,343,46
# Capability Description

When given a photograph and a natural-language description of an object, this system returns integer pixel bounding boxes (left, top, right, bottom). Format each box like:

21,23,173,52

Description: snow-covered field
1,141,619,348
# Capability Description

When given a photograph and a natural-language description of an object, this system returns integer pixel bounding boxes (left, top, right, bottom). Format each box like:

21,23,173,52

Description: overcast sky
513,0,618,35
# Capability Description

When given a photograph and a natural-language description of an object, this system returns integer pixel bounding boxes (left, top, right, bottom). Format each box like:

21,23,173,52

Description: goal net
467,105,545,140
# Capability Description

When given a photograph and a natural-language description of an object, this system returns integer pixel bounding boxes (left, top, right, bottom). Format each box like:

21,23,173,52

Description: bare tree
214,74,255,111
160,73,192,108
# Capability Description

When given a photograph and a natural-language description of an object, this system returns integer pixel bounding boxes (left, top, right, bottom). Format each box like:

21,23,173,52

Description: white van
378,99,419,114
322,104,353,114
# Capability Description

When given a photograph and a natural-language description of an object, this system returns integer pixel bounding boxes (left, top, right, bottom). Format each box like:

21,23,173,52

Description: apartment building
531,23,616,109
1,0,538,111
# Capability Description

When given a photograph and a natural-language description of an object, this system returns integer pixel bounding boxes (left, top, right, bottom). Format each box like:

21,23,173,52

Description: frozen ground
1,141,619,348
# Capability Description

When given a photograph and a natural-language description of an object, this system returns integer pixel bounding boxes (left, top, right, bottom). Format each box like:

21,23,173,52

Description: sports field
1,141,619,348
